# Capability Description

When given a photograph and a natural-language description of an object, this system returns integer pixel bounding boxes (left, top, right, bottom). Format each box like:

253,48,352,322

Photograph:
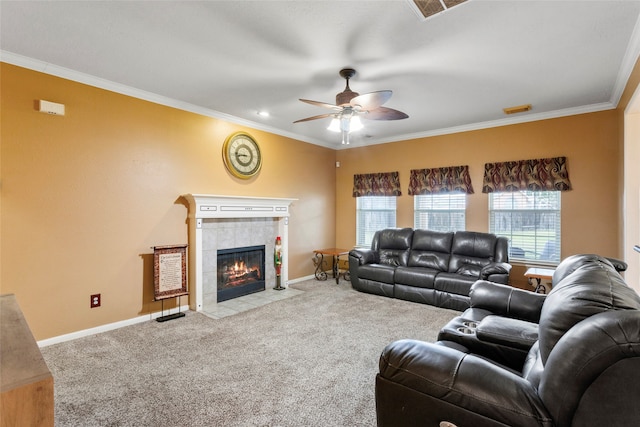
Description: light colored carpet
41,279,459,426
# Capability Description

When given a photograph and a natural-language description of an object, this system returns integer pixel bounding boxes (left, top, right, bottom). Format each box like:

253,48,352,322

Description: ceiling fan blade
293,113,335,123
350,90,392,110
362,106,409,120
299,99,341,110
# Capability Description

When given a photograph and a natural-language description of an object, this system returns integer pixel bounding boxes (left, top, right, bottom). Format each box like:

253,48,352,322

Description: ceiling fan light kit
294,68,408,145
327,116,363,133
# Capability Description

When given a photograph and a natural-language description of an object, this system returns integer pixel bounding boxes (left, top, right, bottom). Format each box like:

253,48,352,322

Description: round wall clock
222,132,263,179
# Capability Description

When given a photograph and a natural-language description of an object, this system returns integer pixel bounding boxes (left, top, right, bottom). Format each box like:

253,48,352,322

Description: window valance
408,165,474,195
482,156,572,193
352,171,402,197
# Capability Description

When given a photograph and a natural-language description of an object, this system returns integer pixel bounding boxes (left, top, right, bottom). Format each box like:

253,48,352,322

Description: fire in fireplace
217,245,266,302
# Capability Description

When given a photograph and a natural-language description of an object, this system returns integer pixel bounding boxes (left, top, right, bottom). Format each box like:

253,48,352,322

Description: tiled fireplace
182,194,296,313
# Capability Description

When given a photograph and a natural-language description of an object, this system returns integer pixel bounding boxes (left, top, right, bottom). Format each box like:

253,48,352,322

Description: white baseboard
37,305,190,348
287,274,316,284
38,276,321,347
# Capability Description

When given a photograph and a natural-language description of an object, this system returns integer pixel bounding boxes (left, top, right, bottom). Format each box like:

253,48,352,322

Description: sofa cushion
394,284,438,306
452,231,497,258
395,266,438,288
375,228,413,267
378,249,409,266
407,229,453,270
434,272,475,296
448,231,500,273
408,251,449,270
551,253,613,286
538,258,640,364
538,310,640,427
357,264,397,284
455,263,482,277
377,227,413,250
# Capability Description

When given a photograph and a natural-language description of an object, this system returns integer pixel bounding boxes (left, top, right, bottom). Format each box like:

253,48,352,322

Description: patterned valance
482,156,572,193
408,165,474,195
352,171,402,197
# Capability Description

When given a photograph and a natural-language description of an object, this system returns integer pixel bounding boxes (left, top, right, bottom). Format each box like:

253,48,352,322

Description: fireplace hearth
217,245,266,302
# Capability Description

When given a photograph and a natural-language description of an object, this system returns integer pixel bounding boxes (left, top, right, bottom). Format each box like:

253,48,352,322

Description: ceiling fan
294,68,409,144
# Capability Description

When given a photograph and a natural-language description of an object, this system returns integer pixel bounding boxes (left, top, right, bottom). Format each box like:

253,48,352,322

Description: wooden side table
313,248,350,284
524,267,555,294
1,294,54,426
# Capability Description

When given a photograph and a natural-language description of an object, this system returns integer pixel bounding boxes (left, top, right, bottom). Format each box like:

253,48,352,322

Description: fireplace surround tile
201,218,280,308
183,194,296,312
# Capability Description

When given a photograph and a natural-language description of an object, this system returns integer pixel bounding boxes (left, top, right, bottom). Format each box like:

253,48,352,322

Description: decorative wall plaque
153,244,189,301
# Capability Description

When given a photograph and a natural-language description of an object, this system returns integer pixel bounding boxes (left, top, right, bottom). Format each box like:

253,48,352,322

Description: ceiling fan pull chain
342,129,350,145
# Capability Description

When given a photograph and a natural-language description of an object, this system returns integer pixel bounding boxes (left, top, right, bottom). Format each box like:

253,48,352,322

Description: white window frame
489,191,561,264
414,193,466,232
356,196,396,247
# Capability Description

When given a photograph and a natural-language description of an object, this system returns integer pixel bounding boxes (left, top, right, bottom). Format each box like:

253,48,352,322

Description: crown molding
611,11,640,107
339,102,616,150
0,50,330,148
0,49,627,151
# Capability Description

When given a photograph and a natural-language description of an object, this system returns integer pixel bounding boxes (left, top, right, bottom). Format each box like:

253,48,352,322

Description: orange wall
2,59,636,339
335,111,621,287
1,64,337,339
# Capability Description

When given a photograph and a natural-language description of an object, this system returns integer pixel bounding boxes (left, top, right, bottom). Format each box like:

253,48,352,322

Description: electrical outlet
90,294,101,308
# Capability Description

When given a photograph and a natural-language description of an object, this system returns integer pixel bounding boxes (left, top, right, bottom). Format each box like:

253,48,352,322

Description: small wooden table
1,294,54,426
313,248,350,284
524,267,555,294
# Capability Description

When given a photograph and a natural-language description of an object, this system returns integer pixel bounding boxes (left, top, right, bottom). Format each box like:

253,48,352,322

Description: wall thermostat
37,100,65,116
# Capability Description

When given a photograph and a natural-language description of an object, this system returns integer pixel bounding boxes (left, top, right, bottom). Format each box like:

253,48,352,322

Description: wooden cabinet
1,294,54,427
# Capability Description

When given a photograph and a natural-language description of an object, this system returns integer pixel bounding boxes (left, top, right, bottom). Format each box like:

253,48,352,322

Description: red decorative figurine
274,236,284,290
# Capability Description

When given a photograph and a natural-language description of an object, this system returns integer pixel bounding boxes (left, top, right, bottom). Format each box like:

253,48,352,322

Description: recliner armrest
377,339,551,427
476,315,539,351
470,280,546,323
480,262,512,280
348,248,378,265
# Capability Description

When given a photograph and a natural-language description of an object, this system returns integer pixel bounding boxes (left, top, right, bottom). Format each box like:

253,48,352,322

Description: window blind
489,191,561,263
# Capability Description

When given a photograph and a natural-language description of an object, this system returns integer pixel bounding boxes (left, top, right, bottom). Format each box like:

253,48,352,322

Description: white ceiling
2,1,640,149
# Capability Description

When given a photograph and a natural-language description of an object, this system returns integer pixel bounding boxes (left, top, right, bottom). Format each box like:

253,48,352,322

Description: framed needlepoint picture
153,244,189,301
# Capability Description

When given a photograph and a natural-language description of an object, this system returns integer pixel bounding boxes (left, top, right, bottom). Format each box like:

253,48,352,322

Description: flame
233,260,250,274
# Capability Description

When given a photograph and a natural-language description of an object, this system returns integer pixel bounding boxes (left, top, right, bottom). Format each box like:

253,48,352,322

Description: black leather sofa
376,254,640,427
348,228,511,311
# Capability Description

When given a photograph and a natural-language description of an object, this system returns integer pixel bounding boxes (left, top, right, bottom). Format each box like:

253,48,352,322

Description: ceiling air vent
503,104,532,115
409,0,468,20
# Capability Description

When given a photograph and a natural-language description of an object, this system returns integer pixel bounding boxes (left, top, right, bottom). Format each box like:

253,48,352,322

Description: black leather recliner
376,254,640,426
437,254,631,372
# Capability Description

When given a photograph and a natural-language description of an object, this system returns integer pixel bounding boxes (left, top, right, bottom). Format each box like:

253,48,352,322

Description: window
489,191,561,263
414,193,466,232
356,196,396,247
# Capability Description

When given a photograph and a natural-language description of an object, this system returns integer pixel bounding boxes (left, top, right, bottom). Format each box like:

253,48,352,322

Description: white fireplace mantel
182,194,297,312
183,194,297,221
